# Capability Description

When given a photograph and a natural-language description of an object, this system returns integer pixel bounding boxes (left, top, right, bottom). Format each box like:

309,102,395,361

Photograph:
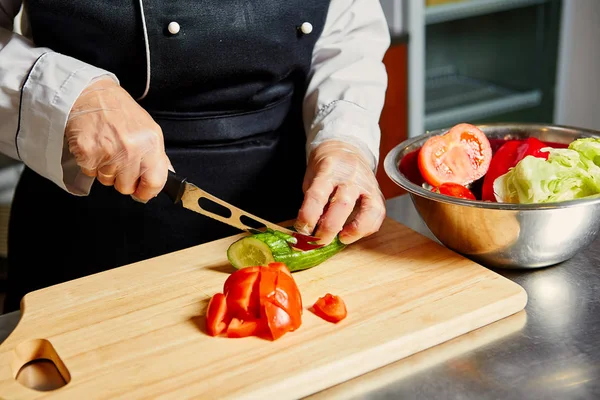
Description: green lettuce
493,137,600,203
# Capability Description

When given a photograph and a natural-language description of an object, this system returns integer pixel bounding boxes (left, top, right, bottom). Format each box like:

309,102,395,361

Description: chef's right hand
65,77,171,202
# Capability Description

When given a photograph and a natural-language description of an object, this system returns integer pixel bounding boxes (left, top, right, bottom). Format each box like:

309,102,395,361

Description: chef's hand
65,77,171,202
294,140,386,245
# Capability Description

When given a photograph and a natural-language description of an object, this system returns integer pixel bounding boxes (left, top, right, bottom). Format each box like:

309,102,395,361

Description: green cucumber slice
227,236,275,269
227,229,347,272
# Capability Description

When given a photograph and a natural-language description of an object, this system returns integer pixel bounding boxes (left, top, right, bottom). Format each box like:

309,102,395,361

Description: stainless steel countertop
1,194,598,399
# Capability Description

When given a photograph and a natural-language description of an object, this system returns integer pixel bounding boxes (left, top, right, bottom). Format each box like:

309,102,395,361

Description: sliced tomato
223,266,260,295
274,272,303,328
418,123,492,187
206,293,229,336
398,148,425,186
432,182,476,200
259,267,278,306
481,137,550,202
225,270,260,320
265,262,302,312
207,263,303,340
312,293,347,323
267,262,292,277
263,300,293,340
226,318,260,338
260,266,302,331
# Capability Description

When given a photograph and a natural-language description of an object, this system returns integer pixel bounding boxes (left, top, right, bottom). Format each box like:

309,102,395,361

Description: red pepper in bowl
481,137,550,202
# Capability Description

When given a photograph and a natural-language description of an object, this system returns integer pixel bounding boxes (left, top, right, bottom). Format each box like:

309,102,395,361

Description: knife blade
161,170,323,249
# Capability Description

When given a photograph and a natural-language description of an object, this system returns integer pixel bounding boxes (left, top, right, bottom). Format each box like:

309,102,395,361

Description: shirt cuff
306,99,382,171
17,52,119,195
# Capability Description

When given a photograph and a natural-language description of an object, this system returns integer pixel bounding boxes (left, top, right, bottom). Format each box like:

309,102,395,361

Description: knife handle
162,170,187,204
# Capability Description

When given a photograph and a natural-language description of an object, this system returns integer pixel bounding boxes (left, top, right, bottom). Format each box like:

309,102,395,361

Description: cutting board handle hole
11,339,71,392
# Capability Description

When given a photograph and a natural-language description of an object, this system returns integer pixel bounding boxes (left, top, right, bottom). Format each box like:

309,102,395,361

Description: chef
0,1,390,313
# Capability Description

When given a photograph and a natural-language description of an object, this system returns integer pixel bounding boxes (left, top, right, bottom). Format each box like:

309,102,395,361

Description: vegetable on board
206,262,303,340
312,293,347,323
227,229,346,272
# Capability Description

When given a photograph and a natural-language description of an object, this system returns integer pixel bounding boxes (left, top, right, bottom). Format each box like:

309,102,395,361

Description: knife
161,170,323,249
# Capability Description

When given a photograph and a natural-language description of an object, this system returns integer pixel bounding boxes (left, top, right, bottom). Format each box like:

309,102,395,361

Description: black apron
4,0,330,313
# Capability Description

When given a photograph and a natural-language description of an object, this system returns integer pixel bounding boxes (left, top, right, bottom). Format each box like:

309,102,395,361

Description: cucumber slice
227,236,275,268
227,229,347,272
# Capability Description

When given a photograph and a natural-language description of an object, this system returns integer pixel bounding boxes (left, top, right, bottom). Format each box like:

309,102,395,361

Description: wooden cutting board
307,310,528,399
0,217,527,399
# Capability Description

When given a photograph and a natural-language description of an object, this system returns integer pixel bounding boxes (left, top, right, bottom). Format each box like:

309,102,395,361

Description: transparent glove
65,77,171,202
294,140,386,245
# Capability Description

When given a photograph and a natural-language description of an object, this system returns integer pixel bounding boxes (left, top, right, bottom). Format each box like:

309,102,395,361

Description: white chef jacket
0,0,390,196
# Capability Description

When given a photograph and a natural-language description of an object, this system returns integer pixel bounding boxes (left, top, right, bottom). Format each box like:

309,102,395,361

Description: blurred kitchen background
1,0,599,308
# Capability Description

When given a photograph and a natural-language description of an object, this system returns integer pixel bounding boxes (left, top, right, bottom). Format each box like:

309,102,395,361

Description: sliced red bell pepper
481,137,550,202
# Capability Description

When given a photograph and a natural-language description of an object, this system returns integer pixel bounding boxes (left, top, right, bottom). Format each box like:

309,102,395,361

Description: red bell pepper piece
481,137,550,202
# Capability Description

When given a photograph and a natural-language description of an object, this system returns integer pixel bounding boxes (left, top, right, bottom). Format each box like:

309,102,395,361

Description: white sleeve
0,1,119,195
303,0,391,171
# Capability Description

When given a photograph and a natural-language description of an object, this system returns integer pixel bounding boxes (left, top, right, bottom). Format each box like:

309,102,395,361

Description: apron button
299,22,313,35
168,21,181,35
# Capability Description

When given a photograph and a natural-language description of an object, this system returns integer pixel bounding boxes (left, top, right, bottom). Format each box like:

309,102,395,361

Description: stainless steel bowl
383,123,600,269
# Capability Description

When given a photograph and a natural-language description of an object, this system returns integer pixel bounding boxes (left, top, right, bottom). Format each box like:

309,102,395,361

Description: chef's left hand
294,140,386,245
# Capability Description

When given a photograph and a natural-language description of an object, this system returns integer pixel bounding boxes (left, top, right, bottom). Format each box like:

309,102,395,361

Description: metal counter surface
311,194,599,400
0,194,598,399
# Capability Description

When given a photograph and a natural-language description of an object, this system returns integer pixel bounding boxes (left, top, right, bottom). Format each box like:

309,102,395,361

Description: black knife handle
162,170,187,204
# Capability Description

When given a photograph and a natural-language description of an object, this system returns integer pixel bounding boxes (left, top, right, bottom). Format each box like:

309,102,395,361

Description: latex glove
65,77,171,202
294,140,386,245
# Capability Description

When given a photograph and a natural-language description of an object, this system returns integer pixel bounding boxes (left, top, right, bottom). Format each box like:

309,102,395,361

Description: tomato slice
418,123,492,187
264,262,301,311
312,293,347,323
259,266,302,331
225,270,260,320
263,300,293,340
207,263,303,340
259,267,278,306
274,272,302,328
226,318,260,338
223,266,260,295
206,293,229,336
267,262,292,277
432,182,476,200
481,137,550,202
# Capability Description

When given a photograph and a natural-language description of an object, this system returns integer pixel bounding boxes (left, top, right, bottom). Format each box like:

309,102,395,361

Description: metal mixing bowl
383,123,600,269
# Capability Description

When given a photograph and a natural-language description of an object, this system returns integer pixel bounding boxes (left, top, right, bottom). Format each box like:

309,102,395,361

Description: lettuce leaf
493,137,600,203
